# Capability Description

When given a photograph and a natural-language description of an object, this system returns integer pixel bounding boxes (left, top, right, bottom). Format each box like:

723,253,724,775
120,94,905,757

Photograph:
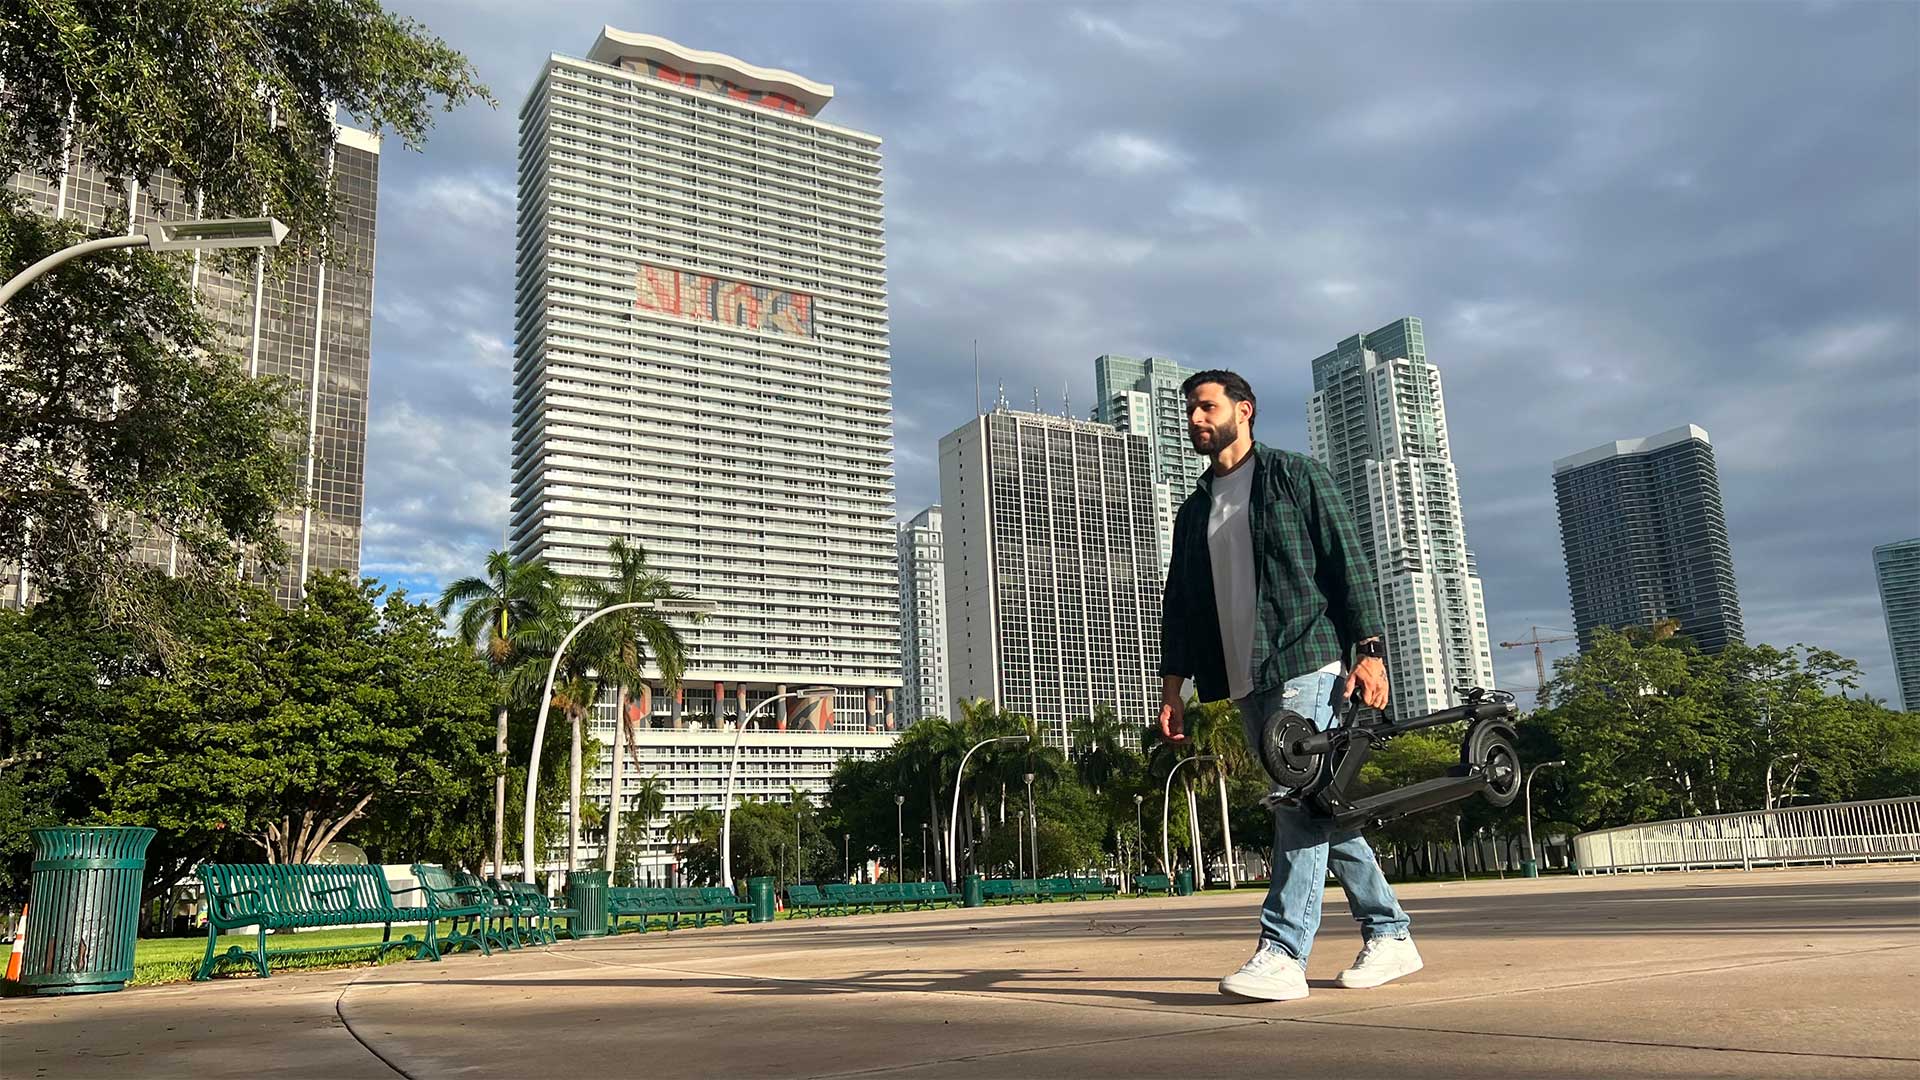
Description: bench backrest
787,884,823,904
198,863,399,923
1136,873,1171,889
411,862,482,911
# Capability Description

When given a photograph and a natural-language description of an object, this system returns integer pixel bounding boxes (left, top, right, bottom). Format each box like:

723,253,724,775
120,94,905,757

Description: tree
0,574,498,910
0,1,490,632
437,550,563,877
1,196,303,639
573,538,696,875
611,776,667,885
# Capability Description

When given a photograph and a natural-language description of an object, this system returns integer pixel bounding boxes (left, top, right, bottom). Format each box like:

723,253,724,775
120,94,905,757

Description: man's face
1187,382,1248,454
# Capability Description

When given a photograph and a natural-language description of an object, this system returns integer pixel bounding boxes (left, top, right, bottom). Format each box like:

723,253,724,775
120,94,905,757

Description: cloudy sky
359,0,1919,702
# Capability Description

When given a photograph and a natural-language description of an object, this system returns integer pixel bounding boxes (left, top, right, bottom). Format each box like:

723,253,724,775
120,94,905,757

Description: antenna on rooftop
973,339,981,417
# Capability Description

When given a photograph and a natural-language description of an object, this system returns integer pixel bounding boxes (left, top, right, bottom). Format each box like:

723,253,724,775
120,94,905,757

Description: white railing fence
1572,795,1920,874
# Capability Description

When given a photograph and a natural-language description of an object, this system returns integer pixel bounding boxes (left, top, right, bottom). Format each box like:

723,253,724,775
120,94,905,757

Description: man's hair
1180,369,1257,429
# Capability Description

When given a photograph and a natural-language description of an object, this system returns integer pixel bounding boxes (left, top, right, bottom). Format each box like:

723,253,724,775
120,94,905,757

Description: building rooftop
1553,424,1712,475
585,27,835,116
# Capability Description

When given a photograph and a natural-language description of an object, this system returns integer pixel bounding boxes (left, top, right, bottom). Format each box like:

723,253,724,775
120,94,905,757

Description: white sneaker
1219,944,1309,1001
1336,934,1422,989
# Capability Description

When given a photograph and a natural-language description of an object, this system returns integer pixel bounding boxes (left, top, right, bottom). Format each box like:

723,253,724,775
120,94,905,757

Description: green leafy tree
0,1,489,632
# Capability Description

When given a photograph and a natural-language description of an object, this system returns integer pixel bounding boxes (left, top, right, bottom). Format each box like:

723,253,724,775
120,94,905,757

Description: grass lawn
128,923,439,986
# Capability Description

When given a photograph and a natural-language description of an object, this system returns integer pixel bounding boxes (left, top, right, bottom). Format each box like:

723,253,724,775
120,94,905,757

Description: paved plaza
2,865,1916,1079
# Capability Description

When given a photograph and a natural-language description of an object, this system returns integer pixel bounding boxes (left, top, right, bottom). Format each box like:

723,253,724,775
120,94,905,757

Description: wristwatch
1355,638,1386,659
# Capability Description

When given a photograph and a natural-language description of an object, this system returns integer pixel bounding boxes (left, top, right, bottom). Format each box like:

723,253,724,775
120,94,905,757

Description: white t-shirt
1207,460,1258,700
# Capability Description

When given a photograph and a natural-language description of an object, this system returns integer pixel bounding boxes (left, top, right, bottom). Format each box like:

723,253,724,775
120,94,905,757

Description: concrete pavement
3,865,1916,1078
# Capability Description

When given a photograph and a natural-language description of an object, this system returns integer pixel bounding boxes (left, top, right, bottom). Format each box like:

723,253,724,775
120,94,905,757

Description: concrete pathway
3,865,1916,1078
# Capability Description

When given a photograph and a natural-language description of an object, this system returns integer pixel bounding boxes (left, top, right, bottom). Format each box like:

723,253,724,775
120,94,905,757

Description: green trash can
567,869,610,938
962,874,985,908
1174,868,1194,896
746,877,775,923
20,827,155,995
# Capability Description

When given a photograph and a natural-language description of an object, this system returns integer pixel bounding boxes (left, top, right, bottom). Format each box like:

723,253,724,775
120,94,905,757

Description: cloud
1074,132,1186,174
360,0,1919,703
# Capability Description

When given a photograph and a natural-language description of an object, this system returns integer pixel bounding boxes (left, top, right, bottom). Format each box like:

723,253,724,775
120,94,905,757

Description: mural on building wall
623,59,807,115
635,263,816,339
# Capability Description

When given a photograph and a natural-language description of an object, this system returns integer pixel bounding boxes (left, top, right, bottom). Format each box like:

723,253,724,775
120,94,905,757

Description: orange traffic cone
5,904,26,981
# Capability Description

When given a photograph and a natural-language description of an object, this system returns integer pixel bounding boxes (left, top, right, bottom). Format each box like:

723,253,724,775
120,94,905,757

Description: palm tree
436,550,562,877
576,538,697,875
893,718,964,881
612,776,668,884
1070,704,1126,793
509,600,613,872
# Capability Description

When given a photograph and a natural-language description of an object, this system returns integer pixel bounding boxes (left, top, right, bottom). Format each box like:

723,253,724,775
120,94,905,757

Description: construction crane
1498,626,1579,705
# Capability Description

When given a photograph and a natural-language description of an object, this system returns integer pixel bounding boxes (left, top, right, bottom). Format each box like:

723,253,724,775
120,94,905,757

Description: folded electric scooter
1256,686,1522,831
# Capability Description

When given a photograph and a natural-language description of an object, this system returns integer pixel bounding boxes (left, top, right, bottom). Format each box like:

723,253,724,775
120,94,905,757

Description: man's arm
1158,507,1193,740
1298,458,1390,709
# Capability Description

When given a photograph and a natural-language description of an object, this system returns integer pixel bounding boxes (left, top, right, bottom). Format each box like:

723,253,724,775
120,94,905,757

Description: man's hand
1346,653,1390,711
1158,679,1187,742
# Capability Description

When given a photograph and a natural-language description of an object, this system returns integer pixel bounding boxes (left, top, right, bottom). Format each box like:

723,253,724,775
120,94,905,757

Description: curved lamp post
520,599,713,883
720,686,835,888
1524,759,1567,873
0,217,288,306
947,735,1029,884
1162,754,1218,878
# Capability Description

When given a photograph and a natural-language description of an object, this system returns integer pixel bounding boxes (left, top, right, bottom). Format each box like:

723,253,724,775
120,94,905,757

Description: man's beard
1190,417,1240,454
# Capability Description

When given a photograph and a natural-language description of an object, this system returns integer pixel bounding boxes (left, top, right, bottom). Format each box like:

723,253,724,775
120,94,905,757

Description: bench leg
194,923,220,982
255,925,271,978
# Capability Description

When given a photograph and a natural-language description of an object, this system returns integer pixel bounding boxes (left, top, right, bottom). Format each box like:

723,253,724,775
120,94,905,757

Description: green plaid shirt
1159,443,1385,702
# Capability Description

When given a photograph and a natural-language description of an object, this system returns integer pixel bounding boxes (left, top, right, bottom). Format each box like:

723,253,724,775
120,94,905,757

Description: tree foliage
0,574,499,907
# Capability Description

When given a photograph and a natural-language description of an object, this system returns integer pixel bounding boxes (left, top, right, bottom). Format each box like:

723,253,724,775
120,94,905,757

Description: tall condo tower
1871,539,1917,711
938,407,1161,751
511,29,898,871
1090,354,1204,572
1553,425,1744,654
1307,317,1495,721
511,28,898,724
897,505,950,725
6,123,381,609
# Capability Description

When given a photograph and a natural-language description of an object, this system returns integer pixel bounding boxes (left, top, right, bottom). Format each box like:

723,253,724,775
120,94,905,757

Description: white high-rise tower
511,28,899,871
1307,317,1494,721
898,506,949,725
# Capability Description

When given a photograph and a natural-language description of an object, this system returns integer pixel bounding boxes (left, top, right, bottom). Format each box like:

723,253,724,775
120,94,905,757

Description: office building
508,29,899,861
6,122,381,608
938,405,1161,751
898,505,950,725
1308,317,1496,720
1553,424,1745,653
1090,354,1205,571
1874,538,1920,711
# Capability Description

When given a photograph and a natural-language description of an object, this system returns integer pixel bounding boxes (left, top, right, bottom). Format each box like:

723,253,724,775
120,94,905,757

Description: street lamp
1023,771,1037,881
1133,793,1145,893
720,686,835,888
1015,809,1025,881
948,735,1030,883
520,598,715,881
0,217,289,307
894,794,905,882
1162,755,1218,880
1523,760,1567,875
920,823,929,881
843,833,850,882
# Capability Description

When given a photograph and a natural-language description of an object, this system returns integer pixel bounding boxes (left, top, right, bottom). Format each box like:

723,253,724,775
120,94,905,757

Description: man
1157,369,1420,1002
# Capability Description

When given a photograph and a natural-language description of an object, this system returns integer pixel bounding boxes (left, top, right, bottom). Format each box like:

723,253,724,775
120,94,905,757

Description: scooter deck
1327,772,1487,831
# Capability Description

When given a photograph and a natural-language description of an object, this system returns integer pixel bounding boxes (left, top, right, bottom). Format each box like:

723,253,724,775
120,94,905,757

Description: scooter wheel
1260,709,1325,792
1472,729,1522,808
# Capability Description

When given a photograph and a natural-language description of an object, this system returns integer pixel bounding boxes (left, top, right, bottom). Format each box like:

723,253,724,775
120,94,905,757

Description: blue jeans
1236,669,1410,963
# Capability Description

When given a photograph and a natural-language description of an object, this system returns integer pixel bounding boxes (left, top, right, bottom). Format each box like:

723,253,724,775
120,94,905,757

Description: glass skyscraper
1553,425,1745,654
6,123,380,609
1090,354,1204,572
1874,539,1920,712
1307,317,1496,721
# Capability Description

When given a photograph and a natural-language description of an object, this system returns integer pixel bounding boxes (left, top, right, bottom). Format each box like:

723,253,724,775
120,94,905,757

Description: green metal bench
912,881,959,907
1066,876,1117,899
981,878,1041,903
785,884,836,916
606,886,751,932
456,869,519,950
1134,873,1173,895
193,863,430,981
409,863,493,956
508,881,574,943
